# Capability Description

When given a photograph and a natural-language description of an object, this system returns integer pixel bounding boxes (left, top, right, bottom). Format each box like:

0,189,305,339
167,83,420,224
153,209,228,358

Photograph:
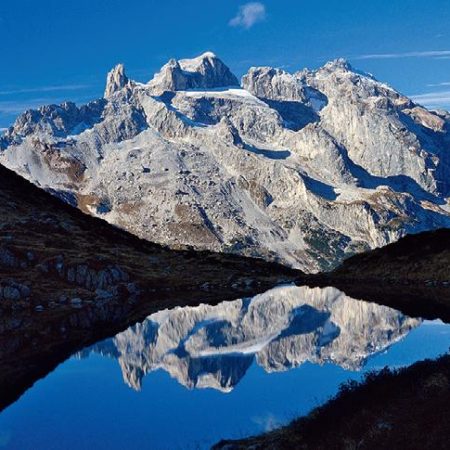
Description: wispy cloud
0,98,59,114
411,90,450,109
229,2,266,29
355,50,450,60
427,81,450,87
0,84,91,96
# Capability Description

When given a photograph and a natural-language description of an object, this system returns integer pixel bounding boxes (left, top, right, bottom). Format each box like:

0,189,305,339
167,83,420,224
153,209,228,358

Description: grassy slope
329,229,450,284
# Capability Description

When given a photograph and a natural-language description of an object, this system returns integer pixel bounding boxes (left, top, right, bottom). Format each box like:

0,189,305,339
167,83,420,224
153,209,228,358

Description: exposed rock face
0,161,299,315
104,63,129,98
148,52,239,94
1,52,450,272
301,59,450,196
1,100,106,141
82,285,419,392
242,66,306,101
40,255,130,291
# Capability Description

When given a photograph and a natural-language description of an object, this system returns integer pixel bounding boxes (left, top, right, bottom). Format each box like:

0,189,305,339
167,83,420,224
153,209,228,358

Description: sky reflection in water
0,285,449,450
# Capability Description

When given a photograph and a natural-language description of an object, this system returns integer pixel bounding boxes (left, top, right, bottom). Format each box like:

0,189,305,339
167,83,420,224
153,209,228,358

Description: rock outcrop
104,63,129,98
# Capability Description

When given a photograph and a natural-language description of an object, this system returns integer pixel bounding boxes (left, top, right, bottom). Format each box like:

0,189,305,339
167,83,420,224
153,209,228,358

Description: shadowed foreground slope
329,228,450,284
214,354,450,450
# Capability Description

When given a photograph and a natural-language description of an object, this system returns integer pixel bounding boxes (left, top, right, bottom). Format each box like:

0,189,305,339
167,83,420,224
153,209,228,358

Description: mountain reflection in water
79,285,420,392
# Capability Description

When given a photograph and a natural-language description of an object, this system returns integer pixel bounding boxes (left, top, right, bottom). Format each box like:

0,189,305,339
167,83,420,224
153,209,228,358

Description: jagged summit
148,51,239,94
323,57,353,71
178,51,218,70
1,52,450,272
242,66,305,101
104,63,129,98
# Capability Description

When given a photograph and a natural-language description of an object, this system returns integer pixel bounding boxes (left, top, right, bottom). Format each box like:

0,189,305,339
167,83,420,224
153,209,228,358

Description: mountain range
1,52,450,271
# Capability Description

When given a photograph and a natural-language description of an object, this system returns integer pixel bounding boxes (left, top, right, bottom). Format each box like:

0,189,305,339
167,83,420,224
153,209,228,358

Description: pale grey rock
2,100,106,142
301,59,450,196
2,286,21,301
104,63,129,99
63,263,129,290
148,52,239,95
95,289,113,300
242,66,306,101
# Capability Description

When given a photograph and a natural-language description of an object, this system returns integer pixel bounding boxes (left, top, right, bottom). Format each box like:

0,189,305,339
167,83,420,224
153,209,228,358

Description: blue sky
1,0,450,128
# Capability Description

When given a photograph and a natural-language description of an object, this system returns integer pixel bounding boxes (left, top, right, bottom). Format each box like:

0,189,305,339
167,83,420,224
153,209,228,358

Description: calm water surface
0,285,449,450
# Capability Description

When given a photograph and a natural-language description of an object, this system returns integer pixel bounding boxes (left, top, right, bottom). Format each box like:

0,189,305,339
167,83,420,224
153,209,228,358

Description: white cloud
427,81,450,87
411,90,450,109
355,50,450,60
229,2,266,29
0,98,60,114
0,84,90,96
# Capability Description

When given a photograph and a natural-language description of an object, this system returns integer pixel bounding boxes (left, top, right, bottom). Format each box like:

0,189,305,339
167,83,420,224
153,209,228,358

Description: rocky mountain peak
104,63,129,99
241,66,305,101
178,51,217,69
323,58,353,72
148,52,239,94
